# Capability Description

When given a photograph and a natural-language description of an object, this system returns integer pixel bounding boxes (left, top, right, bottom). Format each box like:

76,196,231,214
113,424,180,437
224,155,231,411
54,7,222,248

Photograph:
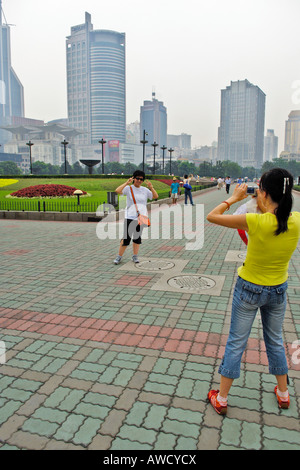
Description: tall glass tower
0,0,24,144
140,92,167,153
66,12,126,146
218,80,265,168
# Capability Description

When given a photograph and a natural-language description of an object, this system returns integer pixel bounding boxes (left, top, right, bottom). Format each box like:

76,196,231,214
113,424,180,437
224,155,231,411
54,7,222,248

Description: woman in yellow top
206,168,300,415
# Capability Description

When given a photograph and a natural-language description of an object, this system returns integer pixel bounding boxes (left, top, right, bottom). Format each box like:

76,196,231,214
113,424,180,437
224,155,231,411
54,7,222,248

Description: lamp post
26,140,34,174
61,139,69,174
140,130,148,173
160,145,167,175
168,148,174,175
151,141,158,175
98,138,107,174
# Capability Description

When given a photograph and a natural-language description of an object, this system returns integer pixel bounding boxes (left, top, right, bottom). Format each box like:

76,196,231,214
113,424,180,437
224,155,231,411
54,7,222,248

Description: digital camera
247,186,258,196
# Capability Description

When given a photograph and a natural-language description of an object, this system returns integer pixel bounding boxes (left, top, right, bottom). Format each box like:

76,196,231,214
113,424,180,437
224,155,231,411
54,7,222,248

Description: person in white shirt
114,170,158,264
217,177,223,190
225,176,231,194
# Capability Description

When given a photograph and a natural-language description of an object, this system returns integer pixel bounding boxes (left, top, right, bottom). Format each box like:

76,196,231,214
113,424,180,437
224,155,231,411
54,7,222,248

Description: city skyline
3,0,300,153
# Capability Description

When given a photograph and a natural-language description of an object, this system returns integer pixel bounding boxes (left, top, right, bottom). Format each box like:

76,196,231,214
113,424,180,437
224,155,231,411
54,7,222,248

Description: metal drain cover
135,260,175,271
118,258,189,273
151,273,225,296
168,275,216,291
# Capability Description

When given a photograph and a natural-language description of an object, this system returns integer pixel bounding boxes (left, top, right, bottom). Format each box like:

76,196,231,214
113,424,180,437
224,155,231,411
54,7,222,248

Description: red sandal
208,390,227,415
274,386,290,409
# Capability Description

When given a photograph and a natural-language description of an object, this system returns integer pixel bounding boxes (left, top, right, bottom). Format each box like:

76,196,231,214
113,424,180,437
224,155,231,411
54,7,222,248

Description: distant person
170,177,180,204
113,170,158,265
217,177,223,190
225,176,231,194
183,174,195,206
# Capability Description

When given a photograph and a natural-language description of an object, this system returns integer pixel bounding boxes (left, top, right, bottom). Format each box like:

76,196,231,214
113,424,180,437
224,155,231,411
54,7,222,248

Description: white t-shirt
122,185,153,220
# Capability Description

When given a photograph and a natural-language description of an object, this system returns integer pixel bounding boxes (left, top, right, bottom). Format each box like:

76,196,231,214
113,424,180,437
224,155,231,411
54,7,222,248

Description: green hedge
0,174,178,180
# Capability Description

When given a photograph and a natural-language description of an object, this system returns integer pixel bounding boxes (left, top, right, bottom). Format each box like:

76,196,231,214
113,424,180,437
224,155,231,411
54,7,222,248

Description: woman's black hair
132,170,145,181
259,168,294,235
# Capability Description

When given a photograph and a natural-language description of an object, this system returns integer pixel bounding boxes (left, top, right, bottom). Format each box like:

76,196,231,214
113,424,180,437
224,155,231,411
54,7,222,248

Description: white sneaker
114,255,122,265
132,255,139,263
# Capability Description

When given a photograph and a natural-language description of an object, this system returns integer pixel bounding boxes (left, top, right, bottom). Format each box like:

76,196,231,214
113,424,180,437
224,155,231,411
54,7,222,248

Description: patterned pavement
0,187,299,450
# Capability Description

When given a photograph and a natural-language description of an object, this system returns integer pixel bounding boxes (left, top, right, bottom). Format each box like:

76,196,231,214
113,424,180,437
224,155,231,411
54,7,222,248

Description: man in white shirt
114,170,158,264
225,176,231,194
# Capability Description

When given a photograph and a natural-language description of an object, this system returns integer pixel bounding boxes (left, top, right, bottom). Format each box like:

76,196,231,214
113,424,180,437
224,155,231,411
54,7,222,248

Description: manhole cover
167,275,216,291
135,260,176,271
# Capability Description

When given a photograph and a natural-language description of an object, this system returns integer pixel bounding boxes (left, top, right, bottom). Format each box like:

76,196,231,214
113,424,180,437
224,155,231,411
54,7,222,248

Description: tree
124,162,137,175
0,161,21,175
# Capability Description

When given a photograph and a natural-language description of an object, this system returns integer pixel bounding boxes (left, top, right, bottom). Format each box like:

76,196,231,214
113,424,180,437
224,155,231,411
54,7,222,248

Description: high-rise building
218,79,266,168
264,129,278,161
66,12,126,147
284,110,300,155
140,92,167,154
0,0,24,145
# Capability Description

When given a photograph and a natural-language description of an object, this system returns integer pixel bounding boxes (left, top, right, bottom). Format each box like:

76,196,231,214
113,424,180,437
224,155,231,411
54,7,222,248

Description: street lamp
61,139,69,174
140,130,148,173
98,138,107,174
168,148,174,175
26,141,34,174
151,142,158,175
160,145,167,175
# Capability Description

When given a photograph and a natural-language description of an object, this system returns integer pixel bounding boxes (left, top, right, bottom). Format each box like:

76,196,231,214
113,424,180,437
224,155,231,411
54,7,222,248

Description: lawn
0,177,172,211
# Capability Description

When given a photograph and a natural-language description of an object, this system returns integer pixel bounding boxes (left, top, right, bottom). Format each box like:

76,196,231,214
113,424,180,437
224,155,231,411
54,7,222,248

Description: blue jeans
219,276,288,379
185,189,194,205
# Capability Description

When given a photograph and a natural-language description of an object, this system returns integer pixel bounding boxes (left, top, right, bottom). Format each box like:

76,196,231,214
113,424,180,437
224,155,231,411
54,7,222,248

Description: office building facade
264,129,278,161
0,1,24,145
66,12,126,146
218,79,266,168
284,110,300,156
140,92,167,154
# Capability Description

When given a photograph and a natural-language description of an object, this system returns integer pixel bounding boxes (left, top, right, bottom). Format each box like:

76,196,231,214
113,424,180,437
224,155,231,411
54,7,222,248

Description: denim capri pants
219,276,289,379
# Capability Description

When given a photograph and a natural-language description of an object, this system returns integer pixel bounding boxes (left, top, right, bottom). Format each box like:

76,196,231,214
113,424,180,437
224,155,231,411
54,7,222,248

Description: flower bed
158,179,177,186
9,184,87,198
0,179,19,188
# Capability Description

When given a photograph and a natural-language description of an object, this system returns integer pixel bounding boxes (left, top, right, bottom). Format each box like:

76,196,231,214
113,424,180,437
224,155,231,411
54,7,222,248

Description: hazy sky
3,0,300,152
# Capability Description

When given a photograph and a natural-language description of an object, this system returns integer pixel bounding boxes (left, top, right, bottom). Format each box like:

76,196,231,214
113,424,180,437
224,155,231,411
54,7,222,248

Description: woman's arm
115,177,133,195
207,183,249,231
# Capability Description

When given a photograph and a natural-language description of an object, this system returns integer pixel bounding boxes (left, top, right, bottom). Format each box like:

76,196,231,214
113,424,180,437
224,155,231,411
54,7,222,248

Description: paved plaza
0,186,299,450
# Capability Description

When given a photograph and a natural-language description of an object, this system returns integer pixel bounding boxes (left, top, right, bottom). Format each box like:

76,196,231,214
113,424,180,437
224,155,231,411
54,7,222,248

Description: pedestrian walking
217,177,223,190
113,170,158,265
170,177,180,204
225,176,231,194
183,174,195,206
206,168,300,415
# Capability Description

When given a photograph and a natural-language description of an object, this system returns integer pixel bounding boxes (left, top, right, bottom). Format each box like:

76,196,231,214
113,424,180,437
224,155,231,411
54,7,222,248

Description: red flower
10,184,87,198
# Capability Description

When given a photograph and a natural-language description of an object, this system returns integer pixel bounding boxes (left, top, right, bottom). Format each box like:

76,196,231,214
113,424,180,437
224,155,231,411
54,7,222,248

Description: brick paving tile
0,186,299,450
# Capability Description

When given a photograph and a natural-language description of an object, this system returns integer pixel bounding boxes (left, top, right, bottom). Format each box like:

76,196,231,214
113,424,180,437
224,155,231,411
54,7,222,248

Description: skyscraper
218,79,266,168
140,92,167,153
264,129,278,161
284,111,300,155
66,12,126,147
0,0,24,144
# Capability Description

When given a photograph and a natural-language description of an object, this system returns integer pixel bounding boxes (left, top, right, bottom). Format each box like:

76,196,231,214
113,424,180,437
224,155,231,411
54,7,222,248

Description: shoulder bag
130,186,151,227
